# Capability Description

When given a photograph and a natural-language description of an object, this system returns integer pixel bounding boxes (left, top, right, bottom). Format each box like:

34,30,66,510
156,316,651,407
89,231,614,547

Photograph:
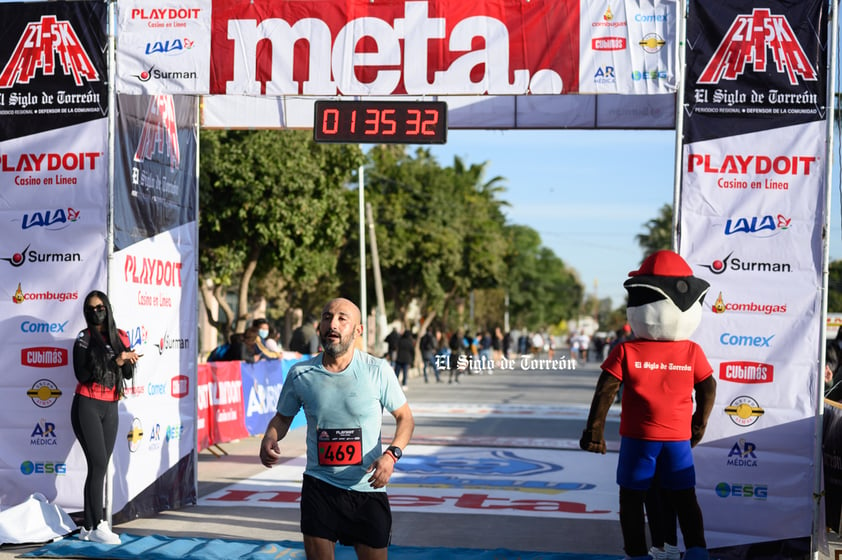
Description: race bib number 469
317,427,363,466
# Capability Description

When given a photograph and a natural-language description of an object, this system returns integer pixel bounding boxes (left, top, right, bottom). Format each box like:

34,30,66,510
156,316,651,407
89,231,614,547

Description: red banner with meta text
197,361,249,450
210,0,580,96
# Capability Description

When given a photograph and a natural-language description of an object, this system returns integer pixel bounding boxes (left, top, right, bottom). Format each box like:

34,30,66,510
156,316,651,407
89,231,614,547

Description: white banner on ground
199,446,621,520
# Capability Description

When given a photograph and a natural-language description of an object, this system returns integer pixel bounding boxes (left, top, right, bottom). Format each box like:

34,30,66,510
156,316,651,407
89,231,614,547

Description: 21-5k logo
0,15,99,88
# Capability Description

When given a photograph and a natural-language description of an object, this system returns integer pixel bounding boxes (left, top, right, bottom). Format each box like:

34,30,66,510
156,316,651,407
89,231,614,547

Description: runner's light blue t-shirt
276,350,406,492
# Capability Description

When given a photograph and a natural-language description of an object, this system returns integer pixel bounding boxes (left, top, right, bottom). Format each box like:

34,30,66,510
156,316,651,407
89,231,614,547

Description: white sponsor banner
106,223,197,511
199,446,620,520
0,121,108,513
578,0,677,94
679,123,826,219
200,93,676,130
116,0,212,94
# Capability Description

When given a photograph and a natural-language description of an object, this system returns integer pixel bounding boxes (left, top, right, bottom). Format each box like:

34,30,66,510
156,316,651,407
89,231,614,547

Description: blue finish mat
21,533,623,560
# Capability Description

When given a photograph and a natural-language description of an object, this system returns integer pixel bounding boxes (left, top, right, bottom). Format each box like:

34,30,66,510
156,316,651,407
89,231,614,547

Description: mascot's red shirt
601,339,713,441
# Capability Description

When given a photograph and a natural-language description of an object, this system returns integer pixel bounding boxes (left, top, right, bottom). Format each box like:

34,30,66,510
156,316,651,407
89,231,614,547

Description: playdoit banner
678,0,828,550
0,1,109,514
109,92,199,522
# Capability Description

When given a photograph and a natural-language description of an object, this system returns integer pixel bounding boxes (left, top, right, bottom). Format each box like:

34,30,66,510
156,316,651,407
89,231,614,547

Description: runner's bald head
323,298,362,326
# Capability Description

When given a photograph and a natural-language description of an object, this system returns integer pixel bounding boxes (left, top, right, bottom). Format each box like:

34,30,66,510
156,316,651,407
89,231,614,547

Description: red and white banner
197,361,249,450
679,0,829,549
116,0,678,130
116,0,677,97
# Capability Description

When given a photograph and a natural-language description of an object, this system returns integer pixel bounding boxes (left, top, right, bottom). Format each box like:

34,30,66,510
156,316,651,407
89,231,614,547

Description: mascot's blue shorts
616,438,696,491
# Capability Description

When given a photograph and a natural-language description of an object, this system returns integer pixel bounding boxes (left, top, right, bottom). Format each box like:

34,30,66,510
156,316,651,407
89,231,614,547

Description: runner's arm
259,413,294,467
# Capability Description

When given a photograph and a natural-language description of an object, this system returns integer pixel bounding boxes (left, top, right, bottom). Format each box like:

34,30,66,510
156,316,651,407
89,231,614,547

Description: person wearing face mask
71,290,140,545
252,317,281,360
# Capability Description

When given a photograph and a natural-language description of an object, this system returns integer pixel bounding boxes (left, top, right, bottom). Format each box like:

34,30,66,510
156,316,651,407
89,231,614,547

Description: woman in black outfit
70,290,140,545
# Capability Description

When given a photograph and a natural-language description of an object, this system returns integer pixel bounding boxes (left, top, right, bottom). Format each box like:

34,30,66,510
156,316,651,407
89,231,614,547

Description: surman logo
0,16,99,88
133,95,180,168
698,9,817,85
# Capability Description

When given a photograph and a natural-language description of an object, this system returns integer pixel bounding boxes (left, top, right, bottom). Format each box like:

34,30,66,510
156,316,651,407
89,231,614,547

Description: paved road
3,355,838,559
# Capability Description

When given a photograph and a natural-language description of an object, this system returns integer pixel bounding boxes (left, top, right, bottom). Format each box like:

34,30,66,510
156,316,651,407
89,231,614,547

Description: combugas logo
698,9,817,85
0,15,99,88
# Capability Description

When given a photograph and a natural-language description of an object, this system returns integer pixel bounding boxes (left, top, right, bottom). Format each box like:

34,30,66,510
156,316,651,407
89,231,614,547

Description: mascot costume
580,250,716,560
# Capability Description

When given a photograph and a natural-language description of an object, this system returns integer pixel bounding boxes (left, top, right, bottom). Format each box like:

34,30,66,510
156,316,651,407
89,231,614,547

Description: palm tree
635,203,674,258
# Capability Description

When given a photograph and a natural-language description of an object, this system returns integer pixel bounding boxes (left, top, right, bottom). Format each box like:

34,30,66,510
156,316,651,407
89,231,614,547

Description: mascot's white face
624,250,710,342
627,292,704,341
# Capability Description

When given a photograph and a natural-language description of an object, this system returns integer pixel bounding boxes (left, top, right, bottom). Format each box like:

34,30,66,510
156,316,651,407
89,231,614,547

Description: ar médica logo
0,15,99,88
697,8,817,86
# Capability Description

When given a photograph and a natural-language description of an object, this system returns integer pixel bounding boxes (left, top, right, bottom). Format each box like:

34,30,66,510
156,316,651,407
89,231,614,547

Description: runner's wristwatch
385,446,402,461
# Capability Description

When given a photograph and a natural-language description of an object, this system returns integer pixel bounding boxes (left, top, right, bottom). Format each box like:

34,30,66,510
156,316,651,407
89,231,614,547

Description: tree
830,260,842,312
504,225,583,330
199,129,363,340
635,203,674,258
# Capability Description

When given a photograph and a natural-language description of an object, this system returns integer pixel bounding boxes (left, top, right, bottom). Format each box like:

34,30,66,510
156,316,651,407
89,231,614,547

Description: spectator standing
71,290,140,545
394,330,415,389
419,329,440,383
289,314,321,355
384,326,400,369
448,330,467,384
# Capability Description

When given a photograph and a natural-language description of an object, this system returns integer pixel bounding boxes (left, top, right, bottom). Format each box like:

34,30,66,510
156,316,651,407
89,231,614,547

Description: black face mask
85,307,107,325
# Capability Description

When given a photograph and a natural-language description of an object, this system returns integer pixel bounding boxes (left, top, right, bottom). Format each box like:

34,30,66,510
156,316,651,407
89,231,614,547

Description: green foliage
830,260,842,312
199,129,363,332
199,135,585,340
635,203,674,258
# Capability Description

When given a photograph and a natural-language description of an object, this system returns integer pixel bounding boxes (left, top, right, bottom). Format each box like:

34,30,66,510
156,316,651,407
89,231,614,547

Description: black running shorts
300,474,392,548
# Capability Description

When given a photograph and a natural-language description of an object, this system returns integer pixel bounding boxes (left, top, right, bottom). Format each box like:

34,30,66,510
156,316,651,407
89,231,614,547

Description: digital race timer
313,100,447,144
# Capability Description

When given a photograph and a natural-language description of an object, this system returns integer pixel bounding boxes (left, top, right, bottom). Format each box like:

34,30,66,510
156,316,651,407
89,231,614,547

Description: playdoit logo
0,15,99,88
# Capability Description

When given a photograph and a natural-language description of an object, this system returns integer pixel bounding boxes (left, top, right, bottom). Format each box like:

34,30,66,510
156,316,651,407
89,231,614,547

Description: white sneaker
78,526,91,541
663,543,681,560
649,547,667,559
87,520,121,545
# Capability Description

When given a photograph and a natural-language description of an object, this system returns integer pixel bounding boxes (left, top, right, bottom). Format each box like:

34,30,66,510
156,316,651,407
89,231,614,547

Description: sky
419,127,842,308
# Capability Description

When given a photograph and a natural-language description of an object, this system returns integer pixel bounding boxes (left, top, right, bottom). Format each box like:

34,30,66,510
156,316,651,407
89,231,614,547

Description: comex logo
0,15,99,88
698,8,817,86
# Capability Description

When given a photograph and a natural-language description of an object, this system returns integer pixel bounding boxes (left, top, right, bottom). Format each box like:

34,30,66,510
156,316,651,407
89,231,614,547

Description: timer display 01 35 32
313,100,447,144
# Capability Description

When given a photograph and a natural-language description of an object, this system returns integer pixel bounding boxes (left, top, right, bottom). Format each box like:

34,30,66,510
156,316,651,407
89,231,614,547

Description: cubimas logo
0,16,99,88
719,361,774,384
698,9,817,86
22,347,68,368
171,375,189,398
